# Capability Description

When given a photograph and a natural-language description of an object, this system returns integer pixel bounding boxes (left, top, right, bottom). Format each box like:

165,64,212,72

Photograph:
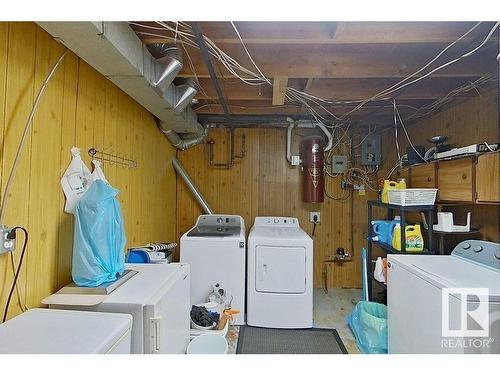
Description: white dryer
247,217,313,328
180,214,246,325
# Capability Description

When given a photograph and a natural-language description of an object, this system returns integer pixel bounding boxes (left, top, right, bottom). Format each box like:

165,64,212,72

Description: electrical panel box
361,134,381,166
331,155,347,174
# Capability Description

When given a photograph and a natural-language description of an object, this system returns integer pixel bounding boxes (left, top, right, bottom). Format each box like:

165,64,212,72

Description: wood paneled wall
380,89,500,242
176,127,365,289
0,23,177,320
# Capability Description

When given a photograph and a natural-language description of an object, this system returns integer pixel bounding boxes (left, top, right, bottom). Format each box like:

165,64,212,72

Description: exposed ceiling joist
133,22,496,45
195,77,495,102
272,76,288,105
176,44,496,79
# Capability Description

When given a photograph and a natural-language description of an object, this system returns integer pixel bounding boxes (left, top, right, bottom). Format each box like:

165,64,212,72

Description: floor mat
236,326,348,354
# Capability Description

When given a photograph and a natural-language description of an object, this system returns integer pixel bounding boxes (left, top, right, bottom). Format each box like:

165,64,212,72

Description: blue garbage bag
72,179,126,286
347,301,388,354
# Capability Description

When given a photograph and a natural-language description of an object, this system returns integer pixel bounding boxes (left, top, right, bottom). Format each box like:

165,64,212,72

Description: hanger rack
88,148,138,168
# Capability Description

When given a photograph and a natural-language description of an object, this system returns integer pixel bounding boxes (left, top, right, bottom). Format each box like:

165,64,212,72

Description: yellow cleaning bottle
381,179,407,203
381,180,397,203
392,223,424,252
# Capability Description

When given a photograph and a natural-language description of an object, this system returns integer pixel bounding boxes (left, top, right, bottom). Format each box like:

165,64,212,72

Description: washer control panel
452,240,500,272
253,217,299,227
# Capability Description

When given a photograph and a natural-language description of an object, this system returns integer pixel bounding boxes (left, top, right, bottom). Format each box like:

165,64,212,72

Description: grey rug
236,326,347,354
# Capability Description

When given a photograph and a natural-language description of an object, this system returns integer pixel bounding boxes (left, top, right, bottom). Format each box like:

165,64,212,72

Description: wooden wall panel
380,90,499,242
177,127,362,289
0,23,177,320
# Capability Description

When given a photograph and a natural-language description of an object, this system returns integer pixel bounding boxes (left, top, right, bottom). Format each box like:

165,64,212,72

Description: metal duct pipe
163,128,206,150
173,78,199,113
172,157,214,215
148,44,183,93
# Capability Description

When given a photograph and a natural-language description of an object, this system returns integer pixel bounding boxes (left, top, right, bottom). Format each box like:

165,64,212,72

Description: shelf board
368,200,435,211
429,229,480,235
369,239,434,255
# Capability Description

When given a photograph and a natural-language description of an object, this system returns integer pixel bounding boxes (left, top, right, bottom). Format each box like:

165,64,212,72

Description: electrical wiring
2,227,28,323
136,21,499,127
10,253,27,312
339,22,498,119
405,75,495,121
394,100,428,163
230,21,271,85
393,100,402,167
0,48,68,225
325,182,351,201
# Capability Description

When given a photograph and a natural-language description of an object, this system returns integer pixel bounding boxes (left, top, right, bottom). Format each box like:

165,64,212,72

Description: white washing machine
180,214,246,325
0,308,132,354
247,217,313,328
388,240,500,354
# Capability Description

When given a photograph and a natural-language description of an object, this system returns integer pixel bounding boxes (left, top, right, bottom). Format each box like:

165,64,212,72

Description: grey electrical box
361,134,381,166
331,155,347,174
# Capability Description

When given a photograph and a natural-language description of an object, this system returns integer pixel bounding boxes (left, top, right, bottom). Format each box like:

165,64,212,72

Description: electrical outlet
0,226,15,255
309,212,320,223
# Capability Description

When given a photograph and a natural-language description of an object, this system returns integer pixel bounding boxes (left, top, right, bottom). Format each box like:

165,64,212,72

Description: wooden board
437,158,474,202
476,152,500,203
0,23,177,320
410,163,437,188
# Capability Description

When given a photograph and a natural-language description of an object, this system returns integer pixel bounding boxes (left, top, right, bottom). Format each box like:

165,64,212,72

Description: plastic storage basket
387,188,438,206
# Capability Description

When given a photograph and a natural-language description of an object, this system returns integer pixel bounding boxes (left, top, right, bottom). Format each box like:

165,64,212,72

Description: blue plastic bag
72,179,126,286
347,301,388,354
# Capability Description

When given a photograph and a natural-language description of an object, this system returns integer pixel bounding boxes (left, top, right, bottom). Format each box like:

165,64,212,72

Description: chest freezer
0,308,132,354
43,263,190,354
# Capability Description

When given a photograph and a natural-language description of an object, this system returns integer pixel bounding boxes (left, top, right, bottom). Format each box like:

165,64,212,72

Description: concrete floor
227,288,361,354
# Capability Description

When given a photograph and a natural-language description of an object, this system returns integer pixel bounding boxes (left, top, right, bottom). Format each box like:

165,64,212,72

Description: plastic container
381,180,398,203
392,223,424,252
387,188,438,206
371,220,393,245
186,334,228,354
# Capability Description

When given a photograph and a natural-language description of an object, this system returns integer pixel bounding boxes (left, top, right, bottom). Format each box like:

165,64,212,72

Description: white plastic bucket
186,334,228,354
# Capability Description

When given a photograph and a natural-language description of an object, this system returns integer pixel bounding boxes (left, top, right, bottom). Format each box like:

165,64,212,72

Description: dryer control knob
495,250,500,260
473,245,483,253
273,218,279,224
217,217,223,223
462,242,471,249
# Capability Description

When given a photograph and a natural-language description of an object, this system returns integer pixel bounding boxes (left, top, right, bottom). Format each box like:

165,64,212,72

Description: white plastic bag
61,147,92,214
374,257,386,283
90,159,108,184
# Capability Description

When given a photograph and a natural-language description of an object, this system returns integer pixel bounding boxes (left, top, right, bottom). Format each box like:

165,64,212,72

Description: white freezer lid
104,263,189,305
388,254,500,299
0,308,132,354
45,263,189,307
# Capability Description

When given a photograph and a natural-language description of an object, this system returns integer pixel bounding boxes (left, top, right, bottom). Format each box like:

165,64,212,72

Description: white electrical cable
230,21,271,85
0,49,68,225
394,100,428,163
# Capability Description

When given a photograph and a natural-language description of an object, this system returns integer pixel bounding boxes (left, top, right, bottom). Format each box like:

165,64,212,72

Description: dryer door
255,245,306,293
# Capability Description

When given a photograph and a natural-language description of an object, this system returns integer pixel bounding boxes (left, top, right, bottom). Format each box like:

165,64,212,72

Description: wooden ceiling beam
132,22,496,45
175,43,496,79
272,76,288,105
195,77,495,101
193,99,428,117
